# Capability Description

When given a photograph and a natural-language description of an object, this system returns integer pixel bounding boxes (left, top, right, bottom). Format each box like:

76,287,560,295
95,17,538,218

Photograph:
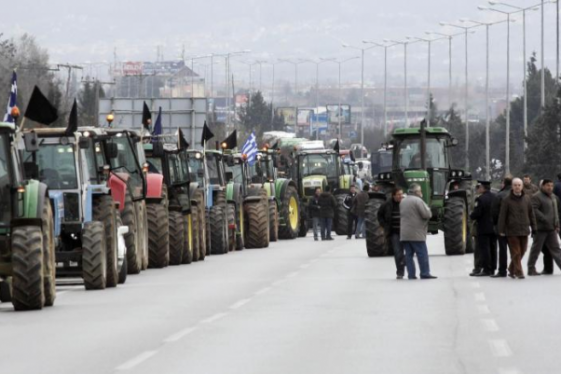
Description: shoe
314,237,318,241
396,275,404,280
326,237,334,240
474,271,492,277
541,271,554,275
528,268,541,276
421,275,438,279
408,277,418,280
508,273,515,279
517,275,526,279
346,237,351,240
469,269,482,276
491,273,507,278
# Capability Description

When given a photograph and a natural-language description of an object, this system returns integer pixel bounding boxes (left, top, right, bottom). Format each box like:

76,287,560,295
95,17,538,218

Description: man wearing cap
344,184,358,239
470,180,497,276
490,176,512,277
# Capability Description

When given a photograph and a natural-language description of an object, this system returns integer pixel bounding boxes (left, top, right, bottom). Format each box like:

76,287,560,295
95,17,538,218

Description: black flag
350,149,356,162
142,102,152,130
65,99,78,135
24,86,58,125
221,130,237,150
271,141,279,150
178,128,190,150
333,139,340,153
200,121,214,147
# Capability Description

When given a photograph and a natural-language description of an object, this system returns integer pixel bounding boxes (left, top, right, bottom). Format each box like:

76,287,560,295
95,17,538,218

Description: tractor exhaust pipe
420,119,427,170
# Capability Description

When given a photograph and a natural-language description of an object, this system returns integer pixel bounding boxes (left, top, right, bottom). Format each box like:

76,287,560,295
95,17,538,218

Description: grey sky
5,0,559,89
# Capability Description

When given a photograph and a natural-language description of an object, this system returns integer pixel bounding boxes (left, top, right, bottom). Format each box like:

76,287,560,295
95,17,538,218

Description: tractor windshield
110,136,144,199
396,137,448,170
188,156,204,183
167,152,190,185
32,144,78,189
205,154,222,185
225,162,244,184
300,153,338,179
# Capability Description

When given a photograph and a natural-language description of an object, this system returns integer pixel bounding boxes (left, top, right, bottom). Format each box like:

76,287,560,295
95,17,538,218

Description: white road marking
489,339,512,357
163,327,198,343
115,350,158,371
285,272,298,278
272,279,286,286
254,287,271,296
474,292,486,302
201,312,228,324
478,305,491,314
471,282,481,289
481,319,500,332
229,299,251,310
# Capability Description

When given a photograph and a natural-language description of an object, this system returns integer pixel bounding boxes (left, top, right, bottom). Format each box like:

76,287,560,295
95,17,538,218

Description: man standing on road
498,178,537,279
400,184,437,280
470,181,496,277
308,187,322,241
553,173,561,201
491,176,512,278
319,185,337,241
344,185,358,239
378,187,405,279
352,184,369,239
527,179,561,275
523,175,539,196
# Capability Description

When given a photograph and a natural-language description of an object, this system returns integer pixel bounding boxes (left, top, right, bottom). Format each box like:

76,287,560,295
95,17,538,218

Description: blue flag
242,132,258,166
152,106,162,136
3,71,17,123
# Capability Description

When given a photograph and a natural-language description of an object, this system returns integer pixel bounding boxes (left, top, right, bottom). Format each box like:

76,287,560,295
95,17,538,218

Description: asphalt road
1,233,561,374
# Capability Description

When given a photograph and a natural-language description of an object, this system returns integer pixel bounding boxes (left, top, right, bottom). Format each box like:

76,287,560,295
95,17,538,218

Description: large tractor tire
365,198,387,257
197,191,207,261
227,204,236,252
169,211,185,265
0,280,11,303
335,195,349,236
245,202,269,249
122,190,141,274
137,200,149,271
298,211,308,238
205,209,211,257
278,186,300,239
269,200,279,242
147,203,170,268
41,199,56,307
235,203,245,250
116,214,127,285
210,205,228,255
182,214,193,264
82,221,107,290
93,195,119,288
11,226,44,310
191,200,201,262
444,197,468,256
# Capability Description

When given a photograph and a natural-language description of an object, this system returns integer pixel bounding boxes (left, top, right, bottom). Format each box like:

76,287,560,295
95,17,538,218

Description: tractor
364,122,473,257
370,144,393,177
223,152,270,249
186,149,229,256
144,135,194,266
19,127,127,290
0,120,56,311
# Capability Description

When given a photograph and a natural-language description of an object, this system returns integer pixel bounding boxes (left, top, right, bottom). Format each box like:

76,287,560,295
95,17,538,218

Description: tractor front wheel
278,186,299,239
147,203,170,268
11,226,44,310
82,221,107,290
365,198,388,257
444,197,468,256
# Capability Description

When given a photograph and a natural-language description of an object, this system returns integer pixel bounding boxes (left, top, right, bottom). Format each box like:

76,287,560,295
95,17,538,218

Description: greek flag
242,132,258,166
3,71,17,123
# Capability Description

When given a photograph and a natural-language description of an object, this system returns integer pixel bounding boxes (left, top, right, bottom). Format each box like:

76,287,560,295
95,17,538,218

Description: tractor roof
0,122,15,131
392,127,450,137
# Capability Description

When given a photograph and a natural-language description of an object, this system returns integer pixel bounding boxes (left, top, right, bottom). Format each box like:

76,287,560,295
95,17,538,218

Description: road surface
1,233,560,374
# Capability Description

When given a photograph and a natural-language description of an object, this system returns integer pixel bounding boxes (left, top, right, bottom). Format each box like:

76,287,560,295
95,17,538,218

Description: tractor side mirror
106,143,118,159
78,137,90,149
23,132,39,152
225,171,234,182
24,162,39,179
152,141,164,157
450,138,459,147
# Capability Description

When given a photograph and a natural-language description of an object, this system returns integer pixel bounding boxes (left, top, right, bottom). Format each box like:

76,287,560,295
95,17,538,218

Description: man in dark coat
470,181,496,276
490,176,512,278
351,184,370,239
378,187,405,279
308,187,322,241
344,185,358,239
318,185,337,240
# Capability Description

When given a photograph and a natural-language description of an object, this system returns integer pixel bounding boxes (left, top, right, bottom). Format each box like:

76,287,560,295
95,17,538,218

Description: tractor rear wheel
182,214,194,264
82,221,107,290
11,226,44,310
335,195,349,236
147,203,170,268
269,200,279,242
122,190,141,274
93,195,119,288
210,205,228,255
444,197,468,255
191,200,200,262
245,202,269,249
227,204,236,252
169,211,185,265
278,186,299,239
41,199,56,306
365,198,388,257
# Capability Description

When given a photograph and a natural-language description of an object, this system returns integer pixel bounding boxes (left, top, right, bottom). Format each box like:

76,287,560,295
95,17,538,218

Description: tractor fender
47,190,64,237
243,196,262,205
339,174,353,192
12,180,50,229
109,173,129,212
146,173,164,199
367,191,387,202
229,183,243,208
276,179,297,204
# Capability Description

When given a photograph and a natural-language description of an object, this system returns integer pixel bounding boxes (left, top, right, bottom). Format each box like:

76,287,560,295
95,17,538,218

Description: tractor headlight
451,171,457,177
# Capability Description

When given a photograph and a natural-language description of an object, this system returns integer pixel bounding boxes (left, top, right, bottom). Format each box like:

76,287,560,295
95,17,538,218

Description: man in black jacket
378,187,405,279
308,187,322,241
344,185,358,239
490,176,512,278
318,185,337,240
470,181,496,276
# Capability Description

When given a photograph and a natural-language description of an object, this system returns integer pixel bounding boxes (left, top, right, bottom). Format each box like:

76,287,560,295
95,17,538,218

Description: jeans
312,217,320,239
347,212,357,238
391,233,405,276
477,234,497,273
356,217,365,238
320,218,333,239
497,236,509,275
402,241,431,278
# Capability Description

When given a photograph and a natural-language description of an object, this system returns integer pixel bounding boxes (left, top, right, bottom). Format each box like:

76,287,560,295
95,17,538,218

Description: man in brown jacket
498,178,537,279
351,184,369,239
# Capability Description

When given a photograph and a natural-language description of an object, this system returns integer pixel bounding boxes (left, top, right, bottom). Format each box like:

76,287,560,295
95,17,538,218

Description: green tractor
365,122,474,257
247,147,300,240
223,153,270,249
0,120,56,311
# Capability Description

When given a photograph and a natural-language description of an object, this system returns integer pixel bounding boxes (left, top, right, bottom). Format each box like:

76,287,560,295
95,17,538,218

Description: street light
342,43,377,145
278,58,307,131
320,56,360,138
439,21,481,170
301,59,333,139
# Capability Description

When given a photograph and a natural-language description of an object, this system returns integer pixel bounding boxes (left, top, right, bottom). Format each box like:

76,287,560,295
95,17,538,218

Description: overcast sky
5,0,560,89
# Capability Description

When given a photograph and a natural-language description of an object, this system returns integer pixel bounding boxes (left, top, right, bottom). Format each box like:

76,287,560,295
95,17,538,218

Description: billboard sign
122,61,143,76
297,109,313,126
277,107,296,126
326,104,351,124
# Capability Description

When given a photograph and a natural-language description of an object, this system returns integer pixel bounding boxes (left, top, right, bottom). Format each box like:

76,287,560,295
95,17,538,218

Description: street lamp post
301,59,332,139
278,59,306,132
384,39,414,128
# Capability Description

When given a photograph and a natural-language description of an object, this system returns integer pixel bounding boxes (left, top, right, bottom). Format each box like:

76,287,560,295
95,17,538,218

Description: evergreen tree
78,81,105,126
238,91,285,139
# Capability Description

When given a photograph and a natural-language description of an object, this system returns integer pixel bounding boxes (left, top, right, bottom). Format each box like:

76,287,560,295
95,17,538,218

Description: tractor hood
302,175,326,198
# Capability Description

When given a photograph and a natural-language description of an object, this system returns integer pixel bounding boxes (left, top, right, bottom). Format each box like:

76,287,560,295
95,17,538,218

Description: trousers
506,236,529,277
527,231,561,272
312,217,320,239
320,218,333,239
391,233,405,276
476,234,497,273
402,241,431,278
496,236,509,275
347,212,357,238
